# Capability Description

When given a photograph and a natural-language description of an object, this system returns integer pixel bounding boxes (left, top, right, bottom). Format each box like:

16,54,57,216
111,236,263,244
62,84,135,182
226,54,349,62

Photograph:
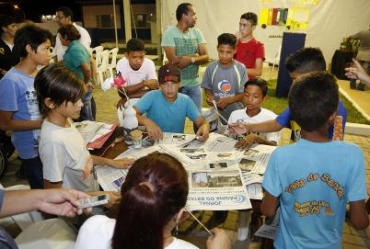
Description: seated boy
229,47,347,142
201,33,247,131
134,64,210,141
261,71,369,248
116,38,158,107
227,78,280,149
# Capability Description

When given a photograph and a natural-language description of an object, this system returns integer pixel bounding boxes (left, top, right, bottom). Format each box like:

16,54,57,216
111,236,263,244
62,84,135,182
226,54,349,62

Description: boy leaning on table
261,71,369,249
133,64,210,141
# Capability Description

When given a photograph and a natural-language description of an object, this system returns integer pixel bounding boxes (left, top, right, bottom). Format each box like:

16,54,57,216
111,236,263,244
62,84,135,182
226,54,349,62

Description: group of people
0,2,369,249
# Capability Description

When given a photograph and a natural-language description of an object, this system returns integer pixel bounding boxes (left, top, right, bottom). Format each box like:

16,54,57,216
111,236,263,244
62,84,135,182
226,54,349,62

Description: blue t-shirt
263,139,366,249
63,40,91,80
135,90,200,133
0,68,41,159
275,100,347,142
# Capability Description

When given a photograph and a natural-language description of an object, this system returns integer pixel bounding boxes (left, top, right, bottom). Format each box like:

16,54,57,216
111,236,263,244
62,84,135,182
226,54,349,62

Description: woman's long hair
112,152,188,249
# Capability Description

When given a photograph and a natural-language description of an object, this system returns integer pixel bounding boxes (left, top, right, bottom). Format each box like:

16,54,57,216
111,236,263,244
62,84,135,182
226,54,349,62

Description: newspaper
95,133,276,210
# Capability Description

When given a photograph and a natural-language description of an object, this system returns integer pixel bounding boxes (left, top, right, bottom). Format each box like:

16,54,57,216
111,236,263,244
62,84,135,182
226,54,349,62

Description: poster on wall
259,8,310,30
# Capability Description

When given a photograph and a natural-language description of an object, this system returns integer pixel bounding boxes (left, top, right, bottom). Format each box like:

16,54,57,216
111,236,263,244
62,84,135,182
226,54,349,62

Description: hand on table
145,120,163,141
111,157,135,169
234,134,255,150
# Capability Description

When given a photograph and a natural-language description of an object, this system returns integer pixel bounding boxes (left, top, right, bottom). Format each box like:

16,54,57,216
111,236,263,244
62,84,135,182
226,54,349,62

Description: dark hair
244,78,268,97
56,6,74,21
14,24,52,58
0,15,16,34
289,71,338,132
217,33,237,48
285,47,326,74
126,38,145,53
34,64,85,117
112,152,188,249
240,12,258,26
176,3,192,21
58,24,81,41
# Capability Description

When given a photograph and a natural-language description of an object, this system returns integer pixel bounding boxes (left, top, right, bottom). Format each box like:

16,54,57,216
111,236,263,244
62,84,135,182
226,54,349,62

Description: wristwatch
191,57,196,64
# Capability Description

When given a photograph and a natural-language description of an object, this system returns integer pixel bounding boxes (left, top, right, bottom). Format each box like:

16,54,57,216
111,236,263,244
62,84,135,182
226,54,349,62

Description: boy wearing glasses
134,64,210,141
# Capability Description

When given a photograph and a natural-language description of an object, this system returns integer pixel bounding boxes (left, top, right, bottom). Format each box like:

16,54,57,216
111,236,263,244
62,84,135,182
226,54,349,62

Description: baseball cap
158,64,181,84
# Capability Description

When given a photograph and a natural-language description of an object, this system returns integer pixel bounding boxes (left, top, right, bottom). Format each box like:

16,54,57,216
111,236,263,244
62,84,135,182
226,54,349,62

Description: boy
201,33,247,130
230,47,348,142
35,64,135,226
134,64,210,141
228,79,280,149
115,38,158,107
261,71,369,248
0,24,52,189
234,12,265,79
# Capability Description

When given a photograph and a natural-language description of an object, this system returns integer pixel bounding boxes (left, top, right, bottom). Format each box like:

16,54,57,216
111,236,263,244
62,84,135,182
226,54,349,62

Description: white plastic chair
264,45,281,72
106,47,119,78
96,50,109,88
89,45,104,66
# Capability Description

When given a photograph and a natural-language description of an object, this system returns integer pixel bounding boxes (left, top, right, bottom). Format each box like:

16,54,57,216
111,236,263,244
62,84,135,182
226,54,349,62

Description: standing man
53,6,97,119
161,2,209,112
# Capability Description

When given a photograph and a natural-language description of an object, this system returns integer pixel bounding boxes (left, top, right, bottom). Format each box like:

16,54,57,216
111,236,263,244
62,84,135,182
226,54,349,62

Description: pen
184,208,213,235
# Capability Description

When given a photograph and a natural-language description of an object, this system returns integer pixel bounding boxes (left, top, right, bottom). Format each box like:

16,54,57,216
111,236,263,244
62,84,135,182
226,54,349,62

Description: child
0,24,52,189
228,78,280,149
134,64,210,141
261,71,369,248
75,152,231,249
34,64,135,224
230,47,348,142
201,33,247,130
115,38,158,107
234,12,265,79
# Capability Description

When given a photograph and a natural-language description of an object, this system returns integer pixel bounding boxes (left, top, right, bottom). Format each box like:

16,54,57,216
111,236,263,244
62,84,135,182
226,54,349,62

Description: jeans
179,84,202,111
179,85,202,133
21,156,43,189
79,90,94,121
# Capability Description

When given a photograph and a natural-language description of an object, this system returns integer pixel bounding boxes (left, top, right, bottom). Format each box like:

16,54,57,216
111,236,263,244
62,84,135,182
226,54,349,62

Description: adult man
53,6,97,119
161,2,209,111
0,15,20,79
134,64,210,141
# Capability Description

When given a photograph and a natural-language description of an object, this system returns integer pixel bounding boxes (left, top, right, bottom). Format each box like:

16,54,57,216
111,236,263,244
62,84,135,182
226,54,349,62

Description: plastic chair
264,45,281,72
96,50,109,88
106,47,119,78
89,45,104,66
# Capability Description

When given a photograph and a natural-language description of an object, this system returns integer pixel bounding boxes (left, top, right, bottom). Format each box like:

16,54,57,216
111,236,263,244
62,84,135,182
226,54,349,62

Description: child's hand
235,134,256,150
217,98,230,109
111,157,135,169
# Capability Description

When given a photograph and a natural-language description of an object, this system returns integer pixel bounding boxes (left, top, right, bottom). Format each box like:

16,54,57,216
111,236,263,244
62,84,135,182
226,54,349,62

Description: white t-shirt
39,120,98,192
227,108,280,143
53,23,92,62
75,215,199,249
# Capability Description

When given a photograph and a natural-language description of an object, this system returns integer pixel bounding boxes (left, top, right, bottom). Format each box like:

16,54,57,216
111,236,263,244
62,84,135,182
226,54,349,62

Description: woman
75,152,230,249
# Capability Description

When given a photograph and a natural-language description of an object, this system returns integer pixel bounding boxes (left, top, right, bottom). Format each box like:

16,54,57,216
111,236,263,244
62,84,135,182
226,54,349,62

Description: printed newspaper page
96,133,276,210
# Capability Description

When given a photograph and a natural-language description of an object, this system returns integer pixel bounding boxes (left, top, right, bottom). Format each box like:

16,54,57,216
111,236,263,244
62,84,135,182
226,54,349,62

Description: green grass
203,79,370,125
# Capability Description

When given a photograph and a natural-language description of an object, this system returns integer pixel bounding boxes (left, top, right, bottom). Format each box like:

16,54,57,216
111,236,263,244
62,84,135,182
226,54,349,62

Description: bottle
122,100,138,144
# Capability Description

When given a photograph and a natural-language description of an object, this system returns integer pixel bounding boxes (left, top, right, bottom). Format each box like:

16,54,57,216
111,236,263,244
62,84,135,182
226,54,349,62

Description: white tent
160,0,370,66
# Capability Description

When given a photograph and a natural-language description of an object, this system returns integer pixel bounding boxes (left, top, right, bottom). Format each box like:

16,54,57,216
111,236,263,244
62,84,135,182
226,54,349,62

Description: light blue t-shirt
135,90,201,133
0,67,41,159
263,139,367,249
63,40,91,80
161,25,206,87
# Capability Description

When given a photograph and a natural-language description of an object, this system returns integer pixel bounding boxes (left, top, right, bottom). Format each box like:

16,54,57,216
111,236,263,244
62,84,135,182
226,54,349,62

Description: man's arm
228,119,283,136
124,79,159,98
194,116,210,141
0,110,42,131
163,43,209,69
349,200,369,229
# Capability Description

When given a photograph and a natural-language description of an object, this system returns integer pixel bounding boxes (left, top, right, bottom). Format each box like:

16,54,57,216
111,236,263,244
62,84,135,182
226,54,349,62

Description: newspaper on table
95,133,276,210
